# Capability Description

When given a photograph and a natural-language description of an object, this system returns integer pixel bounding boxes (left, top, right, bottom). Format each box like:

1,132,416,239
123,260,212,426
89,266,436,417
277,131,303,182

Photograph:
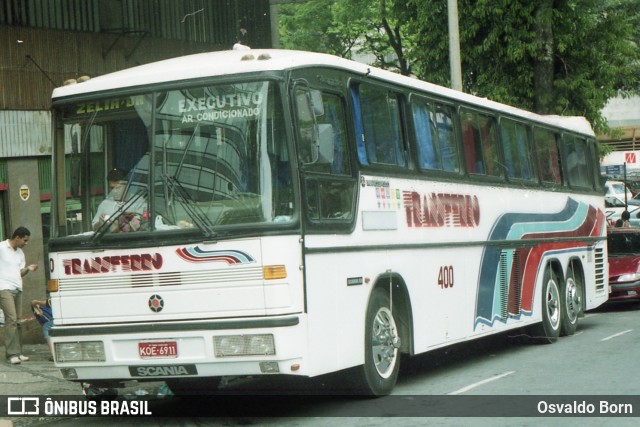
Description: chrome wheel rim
564,276,582,324
371,306,399,379
546,279,560,330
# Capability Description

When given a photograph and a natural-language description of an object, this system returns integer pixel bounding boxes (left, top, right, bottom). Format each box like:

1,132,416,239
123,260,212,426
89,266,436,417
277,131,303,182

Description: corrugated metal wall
0,0,270,46
0,0,272,155
0,110,51,158
0,25,232,110
0,0,100,31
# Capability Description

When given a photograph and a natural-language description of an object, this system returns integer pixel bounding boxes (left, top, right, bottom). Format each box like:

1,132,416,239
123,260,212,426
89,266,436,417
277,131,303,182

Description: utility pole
269,0,307,48
447,0,463,91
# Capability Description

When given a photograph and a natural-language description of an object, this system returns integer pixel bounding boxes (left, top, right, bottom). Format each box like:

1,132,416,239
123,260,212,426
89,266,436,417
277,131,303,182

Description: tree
278,0,344,56
279,0,416,75
279,0,640,134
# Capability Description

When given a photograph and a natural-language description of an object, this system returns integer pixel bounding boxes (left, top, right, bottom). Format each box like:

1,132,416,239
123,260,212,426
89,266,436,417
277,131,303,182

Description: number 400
438,265,454,289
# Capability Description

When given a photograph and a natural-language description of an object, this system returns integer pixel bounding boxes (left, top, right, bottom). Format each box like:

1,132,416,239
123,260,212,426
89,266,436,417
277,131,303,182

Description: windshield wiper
162,174,217,238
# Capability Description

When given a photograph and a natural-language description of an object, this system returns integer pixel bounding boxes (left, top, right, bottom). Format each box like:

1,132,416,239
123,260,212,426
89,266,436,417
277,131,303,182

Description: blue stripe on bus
474,198,584,328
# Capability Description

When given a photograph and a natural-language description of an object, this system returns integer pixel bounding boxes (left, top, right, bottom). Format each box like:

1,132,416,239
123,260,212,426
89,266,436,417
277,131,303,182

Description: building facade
599,96,640,184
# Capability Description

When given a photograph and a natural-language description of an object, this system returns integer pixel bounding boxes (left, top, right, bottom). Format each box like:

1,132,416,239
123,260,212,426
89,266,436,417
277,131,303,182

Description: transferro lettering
62,253,163,275
403,191,480,228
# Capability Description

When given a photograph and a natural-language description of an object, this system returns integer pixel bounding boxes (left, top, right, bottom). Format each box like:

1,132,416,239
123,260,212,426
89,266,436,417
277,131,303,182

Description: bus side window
411,99,461,173
301,92,351,176
297,89,356,227
533,128,563,185
434,106,460,172
564,135,593,189
411,100,438,170
501,119,535,181
353,83,406,167
461,110,501,177
462,112,481,173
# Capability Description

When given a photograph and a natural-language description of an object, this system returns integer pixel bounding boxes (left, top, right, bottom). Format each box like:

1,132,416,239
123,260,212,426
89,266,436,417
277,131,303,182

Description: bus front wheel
354,288,401,396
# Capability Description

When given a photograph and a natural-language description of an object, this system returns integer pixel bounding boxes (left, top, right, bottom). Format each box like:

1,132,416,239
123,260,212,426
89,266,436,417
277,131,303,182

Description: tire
166,377,222,396
352,288,401,396
532,266,561,344
560,268,582,336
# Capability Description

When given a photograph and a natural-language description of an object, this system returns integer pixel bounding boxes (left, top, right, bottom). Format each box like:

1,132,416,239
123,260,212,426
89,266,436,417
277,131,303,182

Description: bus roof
52,49,594,137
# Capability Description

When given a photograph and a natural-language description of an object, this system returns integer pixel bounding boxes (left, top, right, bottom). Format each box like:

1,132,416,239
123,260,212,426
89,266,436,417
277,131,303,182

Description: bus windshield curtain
350,85,368,165
412,103,436,169
323,100,345,174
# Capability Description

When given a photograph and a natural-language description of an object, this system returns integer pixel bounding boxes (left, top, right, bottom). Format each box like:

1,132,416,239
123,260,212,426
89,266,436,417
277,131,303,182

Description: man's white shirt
0,239,26,291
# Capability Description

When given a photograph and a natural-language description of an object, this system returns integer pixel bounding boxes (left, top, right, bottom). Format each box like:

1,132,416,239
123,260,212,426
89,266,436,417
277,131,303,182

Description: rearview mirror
312,124,334,165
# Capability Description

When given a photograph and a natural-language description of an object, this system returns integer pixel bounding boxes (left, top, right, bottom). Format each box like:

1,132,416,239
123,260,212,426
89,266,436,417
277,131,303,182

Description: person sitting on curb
32,298,54,361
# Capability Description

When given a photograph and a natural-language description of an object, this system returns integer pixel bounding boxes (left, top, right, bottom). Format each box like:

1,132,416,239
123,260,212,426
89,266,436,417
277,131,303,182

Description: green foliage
278,0,640,134
279,0,417,74
279,0,340,55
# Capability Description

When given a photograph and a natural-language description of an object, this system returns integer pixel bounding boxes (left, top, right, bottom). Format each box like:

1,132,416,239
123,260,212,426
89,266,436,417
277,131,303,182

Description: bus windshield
55,81,294,238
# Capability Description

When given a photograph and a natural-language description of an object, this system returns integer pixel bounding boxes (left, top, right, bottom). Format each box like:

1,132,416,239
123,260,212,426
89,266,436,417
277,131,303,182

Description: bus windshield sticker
71,96,146,118
178,91,264,124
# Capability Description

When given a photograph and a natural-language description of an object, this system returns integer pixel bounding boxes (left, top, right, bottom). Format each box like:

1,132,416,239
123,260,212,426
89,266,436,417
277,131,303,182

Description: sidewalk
0,344,169,426
0,343,82,396
0,343,81,427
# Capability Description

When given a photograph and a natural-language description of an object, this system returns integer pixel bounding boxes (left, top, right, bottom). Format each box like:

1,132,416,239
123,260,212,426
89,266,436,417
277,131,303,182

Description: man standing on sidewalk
0,227,38,364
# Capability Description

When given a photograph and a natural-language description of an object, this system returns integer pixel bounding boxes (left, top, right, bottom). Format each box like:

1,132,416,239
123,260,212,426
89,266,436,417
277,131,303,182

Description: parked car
605,180,634,205
605,196,640,226
607,227,640,302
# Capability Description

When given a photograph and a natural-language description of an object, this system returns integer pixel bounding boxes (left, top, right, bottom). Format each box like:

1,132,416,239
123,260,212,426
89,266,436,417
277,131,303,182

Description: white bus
47,49,608,396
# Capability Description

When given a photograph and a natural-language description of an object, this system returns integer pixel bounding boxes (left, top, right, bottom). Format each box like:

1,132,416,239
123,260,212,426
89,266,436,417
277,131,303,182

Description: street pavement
0,344,81,396
0,343,167,426
0,343,79,426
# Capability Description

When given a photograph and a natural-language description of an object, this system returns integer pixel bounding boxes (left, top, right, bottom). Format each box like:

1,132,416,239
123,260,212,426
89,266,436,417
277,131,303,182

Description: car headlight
616,273,640,282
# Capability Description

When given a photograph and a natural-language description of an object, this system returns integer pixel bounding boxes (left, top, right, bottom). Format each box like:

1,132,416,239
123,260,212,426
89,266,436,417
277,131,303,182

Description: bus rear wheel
353,288,401,396
560,268,582,336
532,266,561,343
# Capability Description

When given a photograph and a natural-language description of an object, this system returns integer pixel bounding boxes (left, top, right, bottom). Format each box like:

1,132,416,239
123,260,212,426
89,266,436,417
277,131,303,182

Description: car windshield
606,182,627,195
55,81,294,239
608,231,640,255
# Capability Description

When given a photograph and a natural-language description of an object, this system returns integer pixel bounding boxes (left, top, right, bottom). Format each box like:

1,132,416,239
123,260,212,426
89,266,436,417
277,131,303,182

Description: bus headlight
214,334,275,357
55,341,105,362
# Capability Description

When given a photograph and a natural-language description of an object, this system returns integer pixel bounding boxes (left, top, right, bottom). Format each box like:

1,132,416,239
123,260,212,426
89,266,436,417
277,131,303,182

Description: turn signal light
263,265,287,280
47,279,59,292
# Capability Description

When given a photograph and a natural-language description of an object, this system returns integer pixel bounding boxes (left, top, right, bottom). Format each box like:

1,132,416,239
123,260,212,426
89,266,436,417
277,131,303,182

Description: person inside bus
92,168,128,231
615,210,631,228
95,169,147,233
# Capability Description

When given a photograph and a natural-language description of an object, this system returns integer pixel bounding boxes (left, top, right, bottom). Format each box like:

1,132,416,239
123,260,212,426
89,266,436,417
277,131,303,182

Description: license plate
139,341,178,358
